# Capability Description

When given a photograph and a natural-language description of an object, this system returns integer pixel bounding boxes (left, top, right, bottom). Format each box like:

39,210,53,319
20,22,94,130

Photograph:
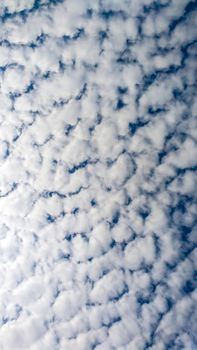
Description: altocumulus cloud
0,0,196,349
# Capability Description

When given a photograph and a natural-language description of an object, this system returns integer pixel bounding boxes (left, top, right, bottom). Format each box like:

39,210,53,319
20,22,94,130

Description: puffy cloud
0,0,196,349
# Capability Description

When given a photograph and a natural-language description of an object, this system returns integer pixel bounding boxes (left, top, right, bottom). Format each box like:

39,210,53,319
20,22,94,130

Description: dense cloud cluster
0,0,196,349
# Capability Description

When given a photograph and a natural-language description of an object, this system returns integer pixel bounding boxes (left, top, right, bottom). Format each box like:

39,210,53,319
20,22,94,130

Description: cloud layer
0,0,196,349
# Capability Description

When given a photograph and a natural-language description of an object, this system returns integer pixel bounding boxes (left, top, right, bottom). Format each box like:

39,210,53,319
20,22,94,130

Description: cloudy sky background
0,0,196,349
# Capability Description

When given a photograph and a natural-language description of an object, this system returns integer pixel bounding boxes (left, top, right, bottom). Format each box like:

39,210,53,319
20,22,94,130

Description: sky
0,0,196,349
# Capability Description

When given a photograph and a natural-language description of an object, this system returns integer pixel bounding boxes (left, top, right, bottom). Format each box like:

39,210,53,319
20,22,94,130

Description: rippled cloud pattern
0,0,197,349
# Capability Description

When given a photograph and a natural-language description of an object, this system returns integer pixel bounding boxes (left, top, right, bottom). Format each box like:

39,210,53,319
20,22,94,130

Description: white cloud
0,0,196,349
